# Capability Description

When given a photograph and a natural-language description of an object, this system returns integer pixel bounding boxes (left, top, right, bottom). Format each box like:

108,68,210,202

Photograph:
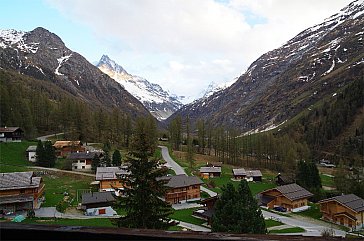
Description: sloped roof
200,166,221,173
162,174,203,188
319,194,364,213
246,170,262,177
26,145,37,152
82,191,116,205
96,166,129,180
0,172,41,191
232,168,246,176
275,183,313,201
53,140,82,148
68,152,97,160
0,127,23,133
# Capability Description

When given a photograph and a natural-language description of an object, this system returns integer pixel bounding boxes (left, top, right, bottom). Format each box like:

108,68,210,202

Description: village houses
319,194,364,230
0,172,45,214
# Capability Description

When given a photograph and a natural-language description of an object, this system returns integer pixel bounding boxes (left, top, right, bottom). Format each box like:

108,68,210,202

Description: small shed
26,146,37,162
199,167,221,179
81,192,117,217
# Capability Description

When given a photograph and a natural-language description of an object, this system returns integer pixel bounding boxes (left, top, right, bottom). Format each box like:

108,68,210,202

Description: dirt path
27,166,95,177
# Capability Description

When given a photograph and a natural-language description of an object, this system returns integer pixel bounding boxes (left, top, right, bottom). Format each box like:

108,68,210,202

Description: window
74,166,77,169
82,166,85,169
99,208,106,215
20,189,25,194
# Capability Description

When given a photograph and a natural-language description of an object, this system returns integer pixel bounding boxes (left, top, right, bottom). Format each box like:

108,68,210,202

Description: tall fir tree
114,118,173,229
44,141,56,168
91,154,100,171
112,150,122,166
212,181,266,234
35,140,46,167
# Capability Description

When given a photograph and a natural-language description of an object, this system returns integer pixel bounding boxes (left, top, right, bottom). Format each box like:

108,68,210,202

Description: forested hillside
0,69,135,145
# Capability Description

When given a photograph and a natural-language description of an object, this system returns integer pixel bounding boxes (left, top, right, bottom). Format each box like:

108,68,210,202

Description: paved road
159,146,185,175
262,210,346,237
175,220,211,232
35,207,120,219
28,166,96,177
36,133,64,142
159,146,217,197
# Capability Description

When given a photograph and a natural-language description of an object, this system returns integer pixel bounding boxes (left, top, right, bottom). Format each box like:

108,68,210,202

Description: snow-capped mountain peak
97,55,183,120
98,54,129,76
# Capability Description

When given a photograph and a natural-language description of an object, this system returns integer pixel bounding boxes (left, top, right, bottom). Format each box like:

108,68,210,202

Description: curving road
159,146,217,197
261,210,346,237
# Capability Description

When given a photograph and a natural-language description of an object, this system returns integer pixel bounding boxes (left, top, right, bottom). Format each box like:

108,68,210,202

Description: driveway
261,210,346,237
36,133,64,142
159,146,217,197
35,207,120,219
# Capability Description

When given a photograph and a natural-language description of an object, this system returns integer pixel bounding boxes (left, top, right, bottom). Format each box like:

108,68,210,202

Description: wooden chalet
258,183,313,211
206,161,222,167
0,127,24,142
95,166,129,194
232,168,262,182
68,151,101,171
0,172,45,213
275,173,295,186
319,194,364,230
199,166,221,179
53,140,85,158
161,174,204,204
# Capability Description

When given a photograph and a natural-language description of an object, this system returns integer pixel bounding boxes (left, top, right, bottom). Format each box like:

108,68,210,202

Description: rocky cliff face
0,27,150,118
168,0,364,132
97,55,183,120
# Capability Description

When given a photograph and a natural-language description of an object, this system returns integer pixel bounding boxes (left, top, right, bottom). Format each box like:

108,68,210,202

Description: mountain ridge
167,0,364,132
97,55,183,120
0,27,150,119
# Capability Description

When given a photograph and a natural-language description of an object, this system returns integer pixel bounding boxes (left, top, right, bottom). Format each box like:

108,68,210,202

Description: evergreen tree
212,181,266,234
44,141,56,168
92,154,100,171
114,118,173,229
35,140,46,167
112,150,122,166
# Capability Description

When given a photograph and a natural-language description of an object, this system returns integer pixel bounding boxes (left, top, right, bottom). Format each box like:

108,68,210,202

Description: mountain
168,0,364,132
97,55,183,121
0,27,150,119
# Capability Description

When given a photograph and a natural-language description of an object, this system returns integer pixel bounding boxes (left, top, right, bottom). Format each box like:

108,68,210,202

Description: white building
26,145,37,162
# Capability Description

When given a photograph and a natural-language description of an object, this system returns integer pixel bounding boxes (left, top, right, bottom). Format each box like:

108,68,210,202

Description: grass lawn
294,203,322,220
42,173,93,207
320,174,335,187
170,208,205,226
168,225,185,231
22,217,114,227
269,227,305,234
0,163,28,173
0,141,37,165
265,219,284,228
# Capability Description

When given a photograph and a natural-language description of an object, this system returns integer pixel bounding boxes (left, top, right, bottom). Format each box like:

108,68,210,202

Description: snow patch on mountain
55,54,72,76
0,29,39,53
97,55,183,120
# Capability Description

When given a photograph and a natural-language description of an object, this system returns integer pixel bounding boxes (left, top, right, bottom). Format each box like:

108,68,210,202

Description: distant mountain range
0,27,150,119
168,0,364,132
97,55,183,120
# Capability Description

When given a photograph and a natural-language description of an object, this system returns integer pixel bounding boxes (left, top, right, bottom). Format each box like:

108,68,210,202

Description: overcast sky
1,0,353,103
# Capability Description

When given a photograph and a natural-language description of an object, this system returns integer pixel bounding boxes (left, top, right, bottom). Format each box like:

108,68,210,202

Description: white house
67,152,99,171
26,146,37,162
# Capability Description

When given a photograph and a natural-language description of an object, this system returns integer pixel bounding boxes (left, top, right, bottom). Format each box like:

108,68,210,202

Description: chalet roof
0,172,41,191
200,166,221,173
232,168,246,176
275,183,313,201
81,192,116,205
96,166,129,181
53,141,82,149
246,170,262,177
207,161,222,167
161,174,203,188
319,194,364,213
0,127,23,133
67,152,97,160
26,145,37,152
